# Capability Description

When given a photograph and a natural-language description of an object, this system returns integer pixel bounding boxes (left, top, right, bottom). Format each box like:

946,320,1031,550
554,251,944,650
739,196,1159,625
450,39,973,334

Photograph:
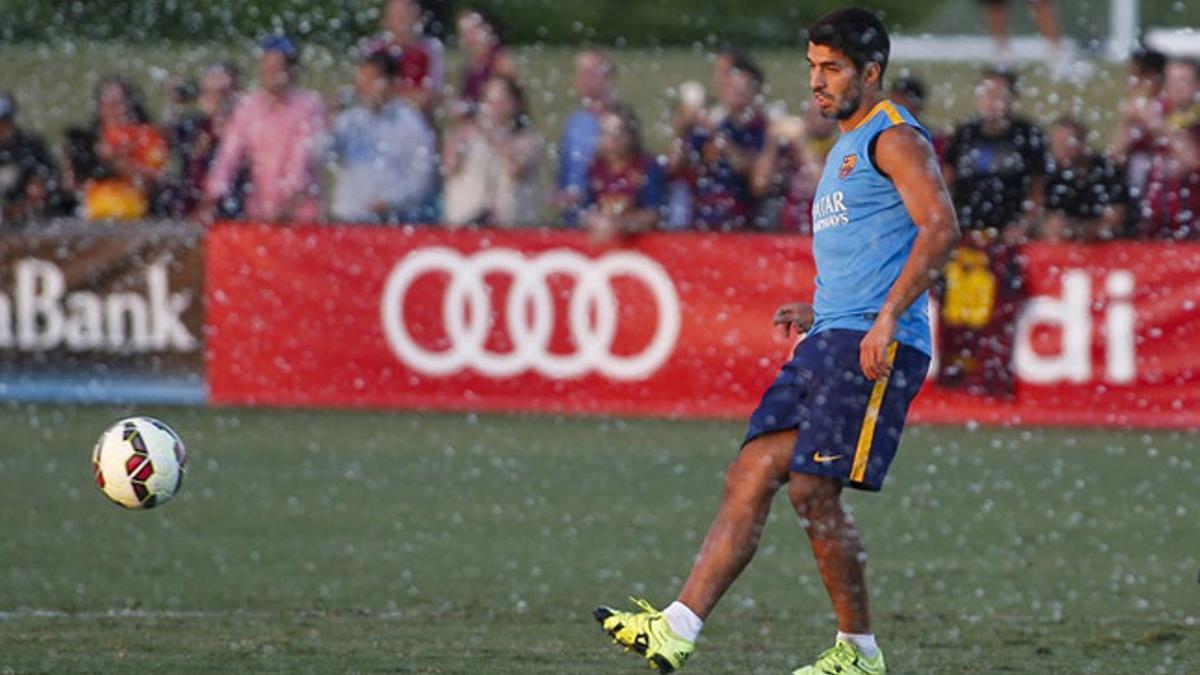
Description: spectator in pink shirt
200,36,326,224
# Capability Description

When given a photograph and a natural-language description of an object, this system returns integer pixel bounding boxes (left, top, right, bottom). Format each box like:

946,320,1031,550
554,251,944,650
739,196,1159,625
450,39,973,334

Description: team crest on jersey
838,154,857,179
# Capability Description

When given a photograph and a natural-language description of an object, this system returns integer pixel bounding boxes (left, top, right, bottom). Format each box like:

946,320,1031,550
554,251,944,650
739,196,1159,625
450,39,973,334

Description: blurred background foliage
0,1,941,46
1,0,1196,155
2,1,1195,48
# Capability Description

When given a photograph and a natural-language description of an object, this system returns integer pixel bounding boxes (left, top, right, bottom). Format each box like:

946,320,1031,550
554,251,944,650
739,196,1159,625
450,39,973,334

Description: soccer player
594,8,960,675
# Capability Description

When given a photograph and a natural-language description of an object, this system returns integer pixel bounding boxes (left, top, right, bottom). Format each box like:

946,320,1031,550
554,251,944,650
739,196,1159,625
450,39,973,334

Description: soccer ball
92,417,188,509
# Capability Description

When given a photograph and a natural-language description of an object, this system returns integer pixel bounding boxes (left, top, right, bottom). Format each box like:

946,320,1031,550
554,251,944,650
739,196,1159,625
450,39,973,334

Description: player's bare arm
860,124,960,380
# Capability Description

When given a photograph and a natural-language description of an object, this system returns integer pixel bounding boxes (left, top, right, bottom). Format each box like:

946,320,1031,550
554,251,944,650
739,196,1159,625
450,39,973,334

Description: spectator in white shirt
329,52,438,224
443,75,543,227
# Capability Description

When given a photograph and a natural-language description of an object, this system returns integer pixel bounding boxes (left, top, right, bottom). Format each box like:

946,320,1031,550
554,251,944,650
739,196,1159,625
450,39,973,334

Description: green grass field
1,404,1197,673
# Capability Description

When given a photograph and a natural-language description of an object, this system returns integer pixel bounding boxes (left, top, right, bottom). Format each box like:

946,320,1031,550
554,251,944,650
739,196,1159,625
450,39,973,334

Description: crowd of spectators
1,0,1198,245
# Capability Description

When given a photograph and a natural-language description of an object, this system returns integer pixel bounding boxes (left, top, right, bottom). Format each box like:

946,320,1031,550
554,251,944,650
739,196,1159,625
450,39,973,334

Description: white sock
662,601,704,642
837,632,880,659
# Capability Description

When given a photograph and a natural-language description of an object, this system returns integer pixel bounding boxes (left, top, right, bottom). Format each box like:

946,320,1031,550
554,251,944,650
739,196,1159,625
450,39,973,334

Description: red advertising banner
206,224,1200,429
920,242,1200,428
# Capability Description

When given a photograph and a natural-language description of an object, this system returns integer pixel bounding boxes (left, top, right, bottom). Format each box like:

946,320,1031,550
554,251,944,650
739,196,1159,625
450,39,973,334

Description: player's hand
859,312,897,381
773,302,814,339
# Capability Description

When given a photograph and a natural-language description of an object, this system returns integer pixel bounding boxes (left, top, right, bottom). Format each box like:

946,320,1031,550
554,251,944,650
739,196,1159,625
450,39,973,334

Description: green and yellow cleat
792,640,886,675
593,597,695,673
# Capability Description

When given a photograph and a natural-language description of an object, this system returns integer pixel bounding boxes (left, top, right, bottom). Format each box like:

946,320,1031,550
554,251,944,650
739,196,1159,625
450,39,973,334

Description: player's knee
788,484,816,519
723,452,781,501
787,474,841,519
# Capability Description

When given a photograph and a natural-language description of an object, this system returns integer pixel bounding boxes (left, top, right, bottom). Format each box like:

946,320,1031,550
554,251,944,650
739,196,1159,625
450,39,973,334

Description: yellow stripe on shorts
850,342,898,483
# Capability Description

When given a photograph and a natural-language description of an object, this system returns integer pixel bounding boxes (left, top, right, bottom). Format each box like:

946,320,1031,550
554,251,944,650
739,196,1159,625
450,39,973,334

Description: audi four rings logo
380,247,682,380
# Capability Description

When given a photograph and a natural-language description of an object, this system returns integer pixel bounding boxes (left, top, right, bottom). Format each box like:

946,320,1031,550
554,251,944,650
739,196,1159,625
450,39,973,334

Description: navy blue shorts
743,329,930,492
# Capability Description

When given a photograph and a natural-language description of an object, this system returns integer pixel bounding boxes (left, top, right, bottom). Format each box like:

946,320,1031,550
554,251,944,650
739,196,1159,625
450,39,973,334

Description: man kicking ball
594,8,960,674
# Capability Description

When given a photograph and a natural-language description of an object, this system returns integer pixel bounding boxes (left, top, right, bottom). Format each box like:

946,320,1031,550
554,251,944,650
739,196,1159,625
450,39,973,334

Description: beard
834,84,864,120
814,80,866,121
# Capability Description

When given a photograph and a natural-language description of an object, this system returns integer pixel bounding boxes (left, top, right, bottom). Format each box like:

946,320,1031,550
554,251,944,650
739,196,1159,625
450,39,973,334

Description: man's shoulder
1085,153,1119,174
293,88,326,110
868,122,935,174
874,121,929,145
9,128,50,154
565,108,599,130
724,110,767,141
1008,116,1046,142
232,90,273,118
11,127,42,143
229,91,258,113
334,105,368,127
386,101,434,135
1009,115,1039,128
951,117,985,136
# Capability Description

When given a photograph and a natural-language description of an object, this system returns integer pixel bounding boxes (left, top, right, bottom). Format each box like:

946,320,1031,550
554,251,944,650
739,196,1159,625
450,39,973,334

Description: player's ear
863,62,882,88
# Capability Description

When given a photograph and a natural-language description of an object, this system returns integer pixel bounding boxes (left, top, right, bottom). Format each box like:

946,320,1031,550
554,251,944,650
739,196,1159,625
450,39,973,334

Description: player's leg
595,335,821,673
789,473,887,675
593,430,795,673
788,472,869,633
592,333,835,667
980,0,1012,57
1028,0,1063,51
1028,0,1090,80
675,428,796,618
789,331,929,674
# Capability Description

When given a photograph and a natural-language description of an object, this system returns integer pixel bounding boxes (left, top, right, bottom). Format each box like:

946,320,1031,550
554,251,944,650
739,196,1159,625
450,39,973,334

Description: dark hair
362,51,398,81
207,60,243,90
259,34,300,69
890,76,926,106
981,65,1019,95
1130,46,1167,77
606,102,645,157
172,77,198,104
807,8,890,79
94,76,151,125
486,75,531,130
720,47,765,88
1052,115,1086,136
459,5,507,45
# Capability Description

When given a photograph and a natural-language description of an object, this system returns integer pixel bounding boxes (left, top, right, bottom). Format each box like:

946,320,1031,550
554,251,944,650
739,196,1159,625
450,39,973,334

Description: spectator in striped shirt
360,0,444,117
581,104,665,244
1135,58,1200,240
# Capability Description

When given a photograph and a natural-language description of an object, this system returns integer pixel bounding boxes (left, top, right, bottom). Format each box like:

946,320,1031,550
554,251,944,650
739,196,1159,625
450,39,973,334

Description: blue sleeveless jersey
808,100,932,355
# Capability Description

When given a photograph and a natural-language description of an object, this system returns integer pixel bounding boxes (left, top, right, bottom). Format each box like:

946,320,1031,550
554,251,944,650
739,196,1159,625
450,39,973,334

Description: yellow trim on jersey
850,342,898,483
879,100,904,125
852,99,905,131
